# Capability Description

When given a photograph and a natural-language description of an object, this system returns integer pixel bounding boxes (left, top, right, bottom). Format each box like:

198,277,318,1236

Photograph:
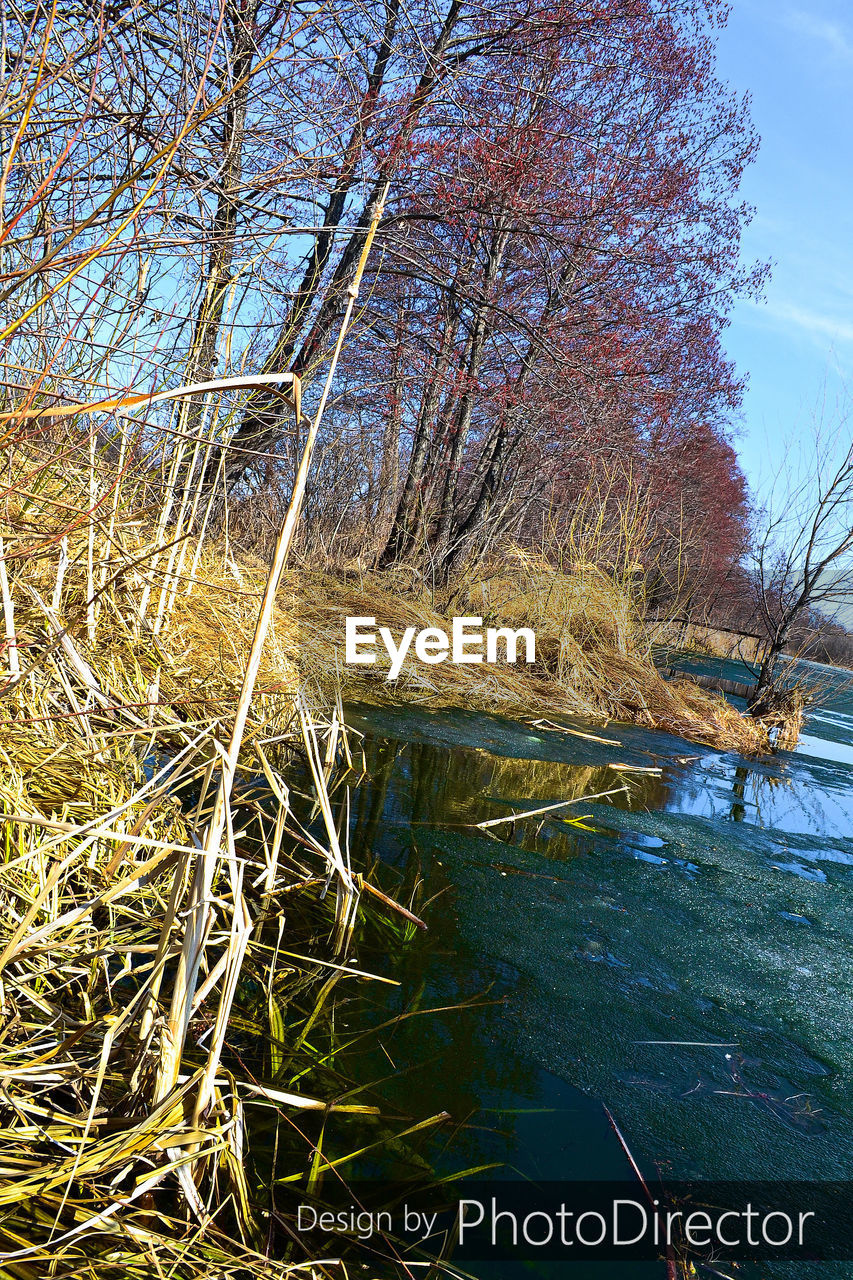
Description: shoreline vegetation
0,440,443,1277
0,1,839,1275
2,429,794,757
0,433,799,1276
288,558,788,753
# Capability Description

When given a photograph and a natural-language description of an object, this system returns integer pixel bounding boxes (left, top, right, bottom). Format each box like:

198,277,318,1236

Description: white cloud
758,298,853,345
784,8,853,60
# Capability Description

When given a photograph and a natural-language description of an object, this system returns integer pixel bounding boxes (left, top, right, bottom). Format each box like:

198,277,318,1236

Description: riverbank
0,440,780,1276
0,422,782,755
287,556,773,753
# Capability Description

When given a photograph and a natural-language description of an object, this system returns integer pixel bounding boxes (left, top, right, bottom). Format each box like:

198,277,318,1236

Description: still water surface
331,660,853,1275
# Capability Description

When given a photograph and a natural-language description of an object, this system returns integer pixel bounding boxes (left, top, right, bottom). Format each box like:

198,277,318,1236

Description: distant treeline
792,620,853,671
696,587,853,671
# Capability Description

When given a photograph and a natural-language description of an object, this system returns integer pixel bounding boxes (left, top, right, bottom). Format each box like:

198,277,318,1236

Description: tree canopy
2,0,762,603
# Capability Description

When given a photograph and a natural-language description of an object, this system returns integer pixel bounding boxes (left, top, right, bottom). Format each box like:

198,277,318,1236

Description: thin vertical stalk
87,426,96,642
154,183,389,1110
0,533,18,678
185,447,227,592
138,402,185,624
152,390,216,636
100,421,128,591
51,535,68,614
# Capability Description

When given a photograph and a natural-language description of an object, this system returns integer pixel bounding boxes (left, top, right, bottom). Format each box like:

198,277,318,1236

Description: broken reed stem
297,695,357,952
154,184,390,1113
87,425,96,642
51,535,69,614
0,533,19,678
474,784,627,829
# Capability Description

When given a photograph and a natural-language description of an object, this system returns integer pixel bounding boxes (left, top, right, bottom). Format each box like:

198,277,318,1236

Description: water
310,661,853,1275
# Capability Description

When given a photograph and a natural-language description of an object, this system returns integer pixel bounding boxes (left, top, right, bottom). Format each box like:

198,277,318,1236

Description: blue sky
715,0,853,499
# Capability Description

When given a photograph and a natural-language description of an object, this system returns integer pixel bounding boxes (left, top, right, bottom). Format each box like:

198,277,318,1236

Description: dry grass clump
0,697,375,1279
289,564,566,709
743,684,806,752
2,428,769,761
2,452,298,735
288,550,770,754
0,434,383,1276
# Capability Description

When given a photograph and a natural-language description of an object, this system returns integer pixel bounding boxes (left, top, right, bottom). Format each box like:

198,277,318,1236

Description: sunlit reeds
288,552,771,754
0,430,375,1274
0,182,418,1273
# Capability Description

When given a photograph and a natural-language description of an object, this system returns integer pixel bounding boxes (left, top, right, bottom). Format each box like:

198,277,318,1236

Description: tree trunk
748,622,791,716
377,271,467,566
374,303,406,547
175,0,258,515
186,2,254,387
217,0,464,497
431,227,507,575
435,248,580,576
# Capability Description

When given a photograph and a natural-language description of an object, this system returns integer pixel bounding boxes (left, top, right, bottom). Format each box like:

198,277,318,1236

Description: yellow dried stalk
153,188,387,1117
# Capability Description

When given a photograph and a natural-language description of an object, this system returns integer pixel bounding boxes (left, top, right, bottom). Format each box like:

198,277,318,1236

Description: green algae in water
336,671,853,1278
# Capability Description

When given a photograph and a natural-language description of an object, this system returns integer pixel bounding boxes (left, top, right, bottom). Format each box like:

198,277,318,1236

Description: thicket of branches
716,420,853,692
3,0,761,608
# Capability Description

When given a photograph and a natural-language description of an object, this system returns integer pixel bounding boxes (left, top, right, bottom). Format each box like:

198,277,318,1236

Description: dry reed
287,550,772,754
0,413,390,1274
0,557,339,1275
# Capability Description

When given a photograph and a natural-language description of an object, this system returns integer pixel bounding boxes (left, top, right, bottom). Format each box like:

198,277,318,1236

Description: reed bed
0,395,780,1274
0,428,776,1279
289,551,772,754
0,429,388,1276
0,205,433,1272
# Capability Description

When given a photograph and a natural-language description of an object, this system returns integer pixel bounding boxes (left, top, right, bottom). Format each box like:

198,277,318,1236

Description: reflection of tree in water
335,729,685,1176
730,764,748,822
350,735,672,867
726,758,843,837
730,763,792,827
342,739,571,1176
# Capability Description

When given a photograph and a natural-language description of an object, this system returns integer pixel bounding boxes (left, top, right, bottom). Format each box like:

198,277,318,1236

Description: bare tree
749,412,853,714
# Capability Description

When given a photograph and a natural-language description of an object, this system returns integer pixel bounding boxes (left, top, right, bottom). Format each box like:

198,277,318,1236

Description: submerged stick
603,1104,679,1280
474,785,627,829
358,875,427,930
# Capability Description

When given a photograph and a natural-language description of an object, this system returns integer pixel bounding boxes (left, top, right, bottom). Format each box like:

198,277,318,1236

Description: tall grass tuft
0,179,421,1271
287,550,771,754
